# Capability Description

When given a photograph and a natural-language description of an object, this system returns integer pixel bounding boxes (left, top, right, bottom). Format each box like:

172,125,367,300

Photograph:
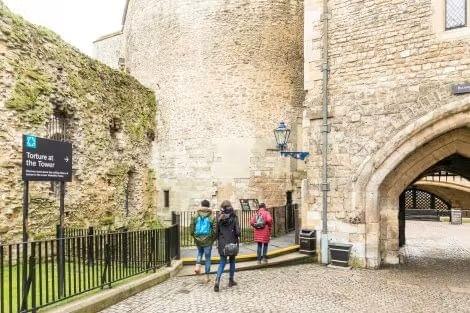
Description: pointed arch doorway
350,97,470,268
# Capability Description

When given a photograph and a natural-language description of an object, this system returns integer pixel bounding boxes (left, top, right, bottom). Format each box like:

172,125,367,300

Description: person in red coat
251,203,273,264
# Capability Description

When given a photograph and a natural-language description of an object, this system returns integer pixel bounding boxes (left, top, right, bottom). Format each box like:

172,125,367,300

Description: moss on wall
0,3,159,242
6,63,53,124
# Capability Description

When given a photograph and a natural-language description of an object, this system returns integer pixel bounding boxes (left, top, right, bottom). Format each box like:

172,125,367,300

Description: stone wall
96,0,305,212
0,3,158,243
303,0,470,266
93,32,124,70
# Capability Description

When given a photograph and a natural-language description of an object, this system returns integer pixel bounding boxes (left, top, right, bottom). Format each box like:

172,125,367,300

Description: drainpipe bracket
321,13,330,22
321,124,331,133
321,183,330,191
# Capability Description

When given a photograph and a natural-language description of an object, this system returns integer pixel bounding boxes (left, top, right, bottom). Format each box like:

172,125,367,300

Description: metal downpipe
320,0,330,265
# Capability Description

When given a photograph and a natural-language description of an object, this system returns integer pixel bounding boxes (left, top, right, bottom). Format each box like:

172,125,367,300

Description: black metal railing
0,225,179,313
61,226,125,239
173,204,299,247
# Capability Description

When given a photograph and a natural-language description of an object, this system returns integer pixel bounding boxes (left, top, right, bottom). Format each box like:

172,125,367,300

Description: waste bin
299,229,316,255
328,243,352,267
451,209,462,225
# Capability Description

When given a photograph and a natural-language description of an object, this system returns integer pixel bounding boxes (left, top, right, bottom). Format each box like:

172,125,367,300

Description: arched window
446,0,467,30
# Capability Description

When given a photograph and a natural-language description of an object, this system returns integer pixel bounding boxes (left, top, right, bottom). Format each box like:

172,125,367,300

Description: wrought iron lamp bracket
280,151,310,161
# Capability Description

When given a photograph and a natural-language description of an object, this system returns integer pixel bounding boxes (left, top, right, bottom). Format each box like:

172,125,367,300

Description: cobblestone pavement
102,221,470,313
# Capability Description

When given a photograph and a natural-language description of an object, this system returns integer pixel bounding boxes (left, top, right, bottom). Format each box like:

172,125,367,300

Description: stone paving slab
102,222,470,313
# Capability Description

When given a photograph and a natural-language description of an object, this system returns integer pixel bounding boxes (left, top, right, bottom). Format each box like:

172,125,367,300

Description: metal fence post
87,226,94,266
172,214,181,260
272,208,277,237
56,225,65,298
122,227,128,267
101,242,111,289
294,205,300,245
20,243,36,313
171,212,182,256
0,245,3,313
164,227,171,267
30,243,36,313
150,230,156,272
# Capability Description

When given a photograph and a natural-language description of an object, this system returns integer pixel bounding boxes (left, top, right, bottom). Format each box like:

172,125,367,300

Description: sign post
22,134,72,299
21,180,29,309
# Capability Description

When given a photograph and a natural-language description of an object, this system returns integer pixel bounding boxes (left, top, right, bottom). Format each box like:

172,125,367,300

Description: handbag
223,243,239,256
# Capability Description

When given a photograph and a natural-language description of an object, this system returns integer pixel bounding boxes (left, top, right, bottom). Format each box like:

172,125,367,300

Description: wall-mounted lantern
273,122,309,161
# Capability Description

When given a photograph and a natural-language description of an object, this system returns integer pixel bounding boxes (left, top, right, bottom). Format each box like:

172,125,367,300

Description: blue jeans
216,255,236,283
257,242,268,261
196,245,212,274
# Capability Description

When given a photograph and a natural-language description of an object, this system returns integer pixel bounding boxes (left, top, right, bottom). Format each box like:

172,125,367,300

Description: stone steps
181,244,302,265
177,251,316,277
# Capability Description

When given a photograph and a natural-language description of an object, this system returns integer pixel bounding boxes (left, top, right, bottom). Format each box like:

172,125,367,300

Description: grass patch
1,259,162,312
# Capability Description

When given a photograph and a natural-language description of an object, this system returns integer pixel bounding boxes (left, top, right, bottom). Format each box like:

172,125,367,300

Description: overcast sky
3,0,126,56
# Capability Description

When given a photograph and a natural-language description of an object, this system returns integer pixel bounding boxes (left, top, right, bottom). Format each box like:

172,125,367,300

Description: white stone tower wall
110,0,305,211
93,32,124,70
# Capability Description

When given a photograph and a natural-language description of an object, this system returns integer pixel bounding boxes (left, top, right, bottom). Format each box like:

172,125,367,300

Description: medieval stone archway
378,129,470,263
352,99,470,268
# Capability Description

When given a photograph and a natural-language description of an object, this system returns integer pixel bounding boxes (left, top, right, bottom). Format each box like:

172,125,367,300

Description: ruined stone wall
0,4,158,243
303,0,470,265
96,0,305,212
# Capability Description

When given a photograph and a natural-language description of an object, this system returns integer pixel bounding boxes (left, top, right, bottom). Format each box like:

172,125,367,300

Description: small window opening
118,58,126,71
164,190,170,208
109,117,122,138
47,114,69,141
147,129,156,141
286,191,293,205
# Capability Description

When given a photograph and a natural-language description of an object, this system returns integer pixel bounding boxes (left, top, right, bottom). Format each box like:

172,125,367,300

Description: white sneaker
194,264,201,275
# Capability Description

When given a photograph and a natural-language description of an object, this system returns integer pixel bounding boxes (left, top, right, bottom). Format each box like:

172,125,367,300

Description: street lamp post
273,122,310,161
274,122,333,263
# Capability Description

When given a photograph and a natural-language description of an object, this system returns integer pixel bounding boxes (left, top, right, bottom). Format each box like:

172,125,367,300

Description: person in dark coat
214,200,240,292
